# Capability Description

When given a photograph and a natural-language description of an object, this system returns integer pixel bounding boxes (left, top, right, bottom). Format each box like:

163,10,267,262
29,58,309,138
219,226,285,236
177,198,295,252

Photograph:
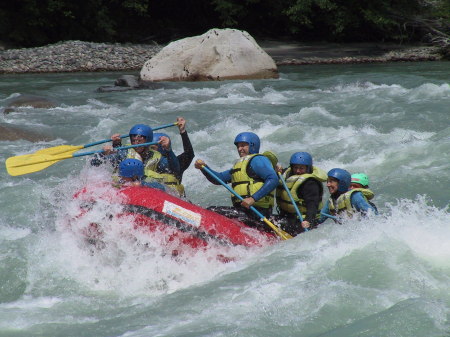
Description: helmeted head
327,168,351,193
152,132,170,152
351,173,369,188
129,124,153,141
290,152,313,174
234,132,260,155
119,159,144,179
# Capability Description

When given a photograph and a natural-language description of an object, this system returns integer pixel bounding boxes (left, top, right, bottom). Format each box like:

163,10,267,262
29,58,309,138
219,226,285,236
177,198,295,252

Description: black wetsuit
276,178,323,236
176,131,194,182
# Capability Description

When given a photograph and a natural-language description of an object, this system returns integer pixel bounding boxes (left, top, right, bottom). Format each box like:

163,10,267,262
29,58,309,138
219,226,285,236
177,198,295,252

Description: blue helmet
152,132,170,152
290,152,313,167
119,159,144,179
129,124,153,141
234,132,260,154
290,152,313,174
328,168,351,192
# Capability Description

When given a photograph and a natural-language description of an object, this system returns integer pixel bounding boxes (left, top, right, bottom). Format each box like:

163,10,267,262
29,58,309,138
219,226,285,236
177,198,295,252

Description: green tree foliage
0,0,153,47
210,0,427,41
0,0,448,47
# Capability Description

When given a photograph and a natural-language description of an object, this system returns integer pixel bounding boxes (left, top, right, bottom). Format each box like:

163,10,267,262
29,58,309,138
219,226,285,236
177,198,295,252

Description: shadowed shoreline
0,40,446,75
258,40,444,65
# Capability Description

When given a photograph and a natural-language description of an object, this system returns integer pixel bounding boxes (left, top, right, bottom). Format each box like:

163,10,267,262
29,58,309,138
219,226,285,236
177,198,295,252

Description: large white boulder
140,28,278,82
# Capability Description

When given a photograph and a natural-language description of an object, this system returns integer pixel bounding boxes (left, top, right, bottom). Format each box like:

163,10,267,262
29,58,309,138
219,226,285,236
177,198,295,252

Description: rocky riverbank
0,40,446,74
261,41,445,65
0,40,162,74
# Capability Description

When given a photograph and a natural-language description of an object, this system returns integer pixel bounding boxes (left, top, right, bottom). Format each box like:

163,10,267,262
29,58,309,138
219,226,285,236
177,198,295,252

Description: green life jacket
126,147,161,172
230,153,275,209
328,188,375,217
111,175,122,189
111,175,140,189
276,166,327,218
126,148,184,196
145,171,185,196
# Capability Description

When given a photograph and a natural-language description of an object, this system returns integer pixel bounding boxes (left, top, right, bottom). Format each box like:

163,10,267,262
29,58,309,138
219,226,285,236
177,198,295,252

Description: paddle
201,165,292,240
320,211,342,224
277,172,308,232
34,122,178,156
6,141,158,176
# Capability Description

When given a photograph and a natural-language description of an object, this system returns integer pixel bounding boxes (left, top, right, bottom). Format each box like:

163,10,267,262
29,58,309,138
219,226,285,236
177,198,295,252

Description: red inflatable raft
71,184,278,254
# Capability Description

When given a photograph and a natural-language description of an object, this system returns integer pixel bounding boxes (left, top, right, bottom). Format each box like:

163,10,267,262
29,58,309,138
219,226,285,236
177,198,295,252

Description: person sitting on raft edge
318,168,378,224
349,172,378,213
91,124,181,191
194,132,278,231
274,151,327,236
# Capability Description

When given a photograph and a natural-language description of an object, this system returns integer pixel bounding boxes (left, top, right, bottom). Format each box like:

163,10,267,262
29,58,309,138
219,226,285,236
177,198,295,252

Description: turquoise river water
0,62,449,337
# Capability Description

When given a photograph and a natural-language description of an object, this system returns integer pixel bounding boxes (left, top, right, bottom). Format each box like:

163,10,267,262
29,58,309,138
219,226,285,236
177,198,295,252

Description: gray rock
114,75,139,88
96,75,172,92
3,94,57,113
96,85,137,93
0,123,53,142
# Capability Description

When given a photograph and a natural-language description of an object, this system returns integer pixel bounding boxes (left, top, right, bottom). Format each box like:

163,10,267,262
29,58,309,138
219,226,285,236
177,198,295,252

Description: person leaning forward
194,132,278,231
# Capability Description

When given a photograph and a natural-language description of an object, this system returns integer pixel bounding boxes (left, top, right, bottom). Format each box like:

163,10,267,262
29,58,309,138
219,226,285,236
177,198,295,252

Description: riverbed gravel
0,40,445,74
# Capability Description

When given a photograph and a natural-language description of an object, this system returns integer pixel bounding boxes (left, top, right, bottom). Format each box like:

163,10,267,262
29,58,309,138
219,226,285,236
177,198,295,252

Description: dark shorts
272,213,318,237
207,205,273,233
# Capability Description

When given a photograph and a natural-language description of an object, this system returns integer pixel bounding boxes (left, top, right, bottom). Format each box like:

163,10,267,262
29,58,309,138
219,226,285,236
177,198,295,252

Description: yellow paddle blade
35,144,84,156
262,218,293,240
6,153,73,176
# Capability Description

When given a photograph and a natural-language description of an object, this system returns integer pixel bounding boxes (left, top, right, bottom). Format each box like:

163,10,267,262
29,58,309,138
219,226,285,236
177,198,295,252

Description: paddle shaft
320,211,342,224
277,172,308,231
32,122,179,157
74,141,158,157
10,141,159,168
79,122,178,149
201,165,292,240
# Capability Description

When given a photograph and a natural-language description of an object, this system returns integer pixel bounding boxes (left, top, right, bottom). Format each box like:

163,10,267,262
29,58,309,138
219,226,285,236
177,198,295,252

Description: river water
0,62,449,337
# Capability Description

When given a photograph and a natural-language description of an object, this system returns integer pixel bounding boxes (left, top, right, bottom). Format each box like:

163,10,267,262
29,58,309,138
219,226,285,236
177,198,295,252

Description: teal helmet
328,168,351,192
152,132,170,152
351,173,369,187
119,159,144,179
234,132,260,154
129,124,153,141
